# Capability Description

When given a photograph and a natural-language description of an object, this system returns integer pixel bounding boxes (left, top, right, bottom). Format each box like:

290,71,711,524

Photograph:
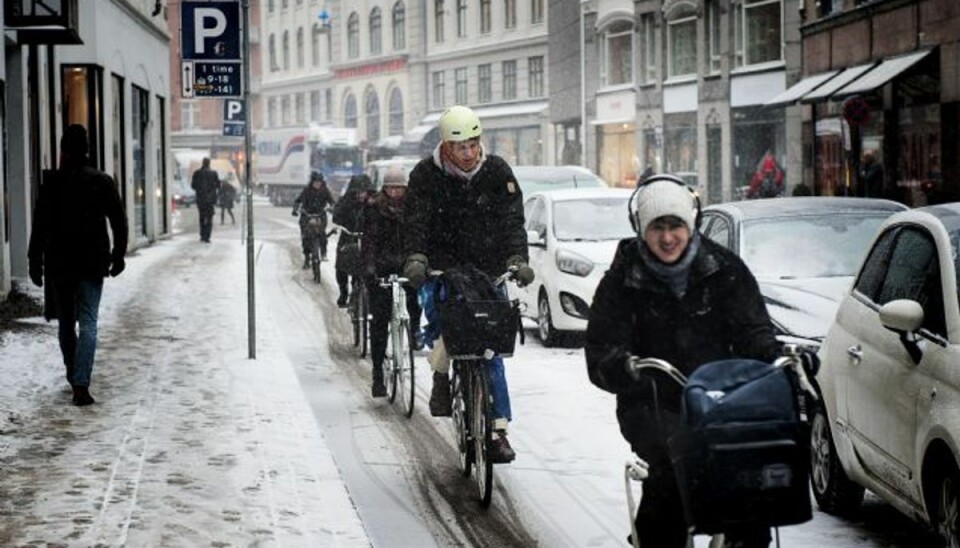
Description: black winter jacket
585,236,777,444
28,165,128,279
191,167,220,207
404,154,527,276
293,184,335,216
361,194,409,279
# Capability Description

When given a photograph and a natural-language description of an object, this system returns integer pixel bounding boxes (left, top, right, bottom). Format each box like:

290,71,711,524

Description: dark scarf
638,232,702,299
374,192,404,220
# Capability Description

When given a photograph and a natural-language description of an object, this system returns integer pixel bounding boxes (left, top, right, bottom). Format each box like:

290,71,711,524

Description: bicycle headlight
556,249,594,277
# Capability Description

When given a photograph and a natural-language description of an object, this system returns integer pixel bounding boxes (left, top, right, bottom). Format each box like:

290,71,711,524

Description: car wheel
537,292,562,347
810,402,864,516
932,462,960,548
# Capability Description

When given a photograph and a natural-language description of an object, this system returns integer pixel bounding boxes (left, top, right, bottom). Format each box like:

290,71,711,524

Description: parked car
172,179,196,208
699,197,908,351
512,165,607,196
519,188,634,346
812,204,960,546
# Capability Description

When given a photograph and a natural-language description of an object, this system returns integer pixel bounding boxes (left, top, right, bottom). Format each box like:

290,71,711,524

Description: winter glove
402,254,429,289
625,356,642,382
29,262,43,288
109,252,126,277
291,208,299,217
506,255,535,287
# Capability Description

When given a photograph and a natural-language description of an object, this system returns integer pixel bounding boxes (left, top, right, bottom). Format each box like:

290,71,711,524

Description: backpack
759,172,779,198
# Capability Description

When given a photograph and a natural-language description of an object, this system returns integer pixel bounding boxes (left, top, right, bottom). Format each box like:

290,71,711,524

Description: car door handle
847,345,863,361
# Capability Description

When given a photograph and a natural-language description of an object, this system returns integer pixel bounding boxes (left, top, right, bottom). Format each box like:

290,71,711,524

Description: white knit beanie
635,180,697,235
382,166,408,187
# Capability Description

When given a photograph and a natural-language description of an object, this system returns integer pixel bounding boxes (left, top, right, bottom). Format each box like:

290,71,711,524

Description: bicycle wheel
385,322,398,403
350,282,361,347
396,318,415,418
451,362,472,478
312,235,322,283
360,286,369,358
471,365,493,508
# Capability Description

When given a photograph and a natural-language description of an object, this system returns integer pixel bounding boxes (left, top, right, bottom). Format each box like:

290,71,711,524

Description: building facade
780,0,960,207
569,0,801,199
1,0,171,299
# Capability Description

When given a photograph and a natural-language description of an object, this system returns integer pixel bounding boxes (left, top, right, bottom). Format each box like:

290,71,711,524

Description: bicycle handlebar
626,357,689,387
426,268,517,288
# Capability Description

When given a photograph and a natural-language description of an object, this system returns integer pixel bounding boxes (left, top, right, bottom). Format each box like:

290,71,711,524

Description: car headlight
556,249,594,277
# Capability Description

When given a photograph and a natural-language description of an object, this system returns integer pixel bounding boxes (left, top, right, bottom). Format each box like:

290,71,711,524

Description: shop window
131,85,148,238
370,7,382,55
347,12,359,58
503,60,517,100
366,89,380,144
598,124,636,187
393,2,406,49
62,65,104,169
600,20,633,87
112,75,125,205
667,15,697,78
478,64,492,104
455,67,468,105
156,95,167,234
344,94,358,128
0,81,6,244
664,122,697,186
734,0,782,68
389,88,404,135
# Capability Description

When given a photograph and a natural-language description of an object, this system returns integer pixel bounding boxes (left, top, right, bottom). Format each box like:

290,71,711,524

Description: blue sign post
180,1,243,98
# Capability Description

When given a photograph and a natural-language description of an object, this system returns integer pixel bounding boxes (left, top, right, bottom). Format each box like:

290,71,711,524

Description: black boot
72,385,95,406
372,365,386,398
337,288,349,308
429,371,452,416
302,254,310,270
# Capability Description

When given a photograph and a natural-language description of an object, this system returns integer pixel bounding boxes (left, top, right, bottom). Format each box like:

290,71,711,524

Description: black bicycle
436,269,520,508
302,212,326,283
332,225,369,357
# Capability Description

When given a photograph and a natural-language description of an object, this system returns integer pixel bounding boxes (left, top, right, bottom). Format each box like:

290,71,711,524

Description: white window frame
600,20,634,88
734,0,783,69
667,15,697,80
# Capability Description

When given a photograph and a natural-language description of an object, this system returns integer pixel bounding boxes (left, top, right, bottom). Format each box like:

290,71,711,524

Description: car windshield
518,172,604,195
742,214,890,279
553,197,634,241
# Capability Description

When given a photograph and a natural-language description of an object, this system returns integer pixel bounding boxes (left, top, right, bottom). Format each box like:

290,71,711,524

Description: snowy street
0,203,940,547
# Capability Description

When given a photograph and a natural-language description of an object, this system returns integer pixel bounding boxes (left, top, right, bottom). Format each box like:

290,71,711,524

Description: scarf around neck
638,232,702,299
432,142,486,182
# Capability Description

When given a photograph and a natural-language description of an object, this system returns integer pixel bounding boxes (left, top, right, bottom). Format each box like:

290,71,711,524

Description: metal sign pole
242,0,256,359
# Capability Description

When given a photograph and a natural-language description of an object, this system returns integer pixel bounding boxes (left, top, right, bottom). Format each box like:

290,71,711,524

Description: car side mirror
527,229,546,248
879,299,924,364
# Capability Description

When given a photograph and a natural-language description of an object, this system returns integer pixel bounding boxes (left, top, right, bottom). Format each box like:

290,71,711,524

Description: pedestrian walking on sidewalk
192,157,220,242
27,124,128,406
219,181,237,225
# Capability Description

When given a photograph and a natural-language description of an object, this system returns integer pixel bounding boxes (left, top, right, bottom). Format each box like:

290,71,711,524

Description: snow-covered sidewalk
0,235,369,546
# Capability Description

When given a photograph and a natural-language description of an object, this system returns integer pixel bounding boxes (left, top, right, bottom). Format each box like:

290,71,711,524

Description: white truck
253,125,365,206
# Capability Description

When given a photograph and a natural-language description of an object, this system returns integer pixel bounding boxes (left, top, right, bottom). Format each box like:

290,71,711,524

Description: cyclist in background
402,105,534,463
333,174,375,307
361,166,422,397
292,170,336,268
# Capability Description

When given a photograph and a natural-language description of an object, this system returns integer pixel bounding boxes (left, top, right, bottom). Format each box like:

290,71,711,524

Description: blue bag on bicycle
668,359,812,534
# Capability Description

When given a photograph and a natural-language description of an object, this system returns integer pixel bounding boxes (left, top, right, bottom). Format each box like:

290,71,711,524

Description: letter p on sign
194,8,227,56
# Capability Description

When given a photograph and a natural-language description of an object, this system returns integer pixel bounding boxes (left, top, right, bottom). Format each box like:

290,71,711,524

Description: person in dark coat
27,124,128,406
191,157,220,242
292,170,336,268
585,175,779,548
332,174,374,307
361,166,422,397
401,105,534,463
859,149,884,198
218,181,238,225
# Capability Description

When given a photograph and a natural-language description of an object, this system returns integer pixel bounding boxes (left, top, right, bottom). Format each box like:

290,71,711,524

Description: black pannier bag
436,265,520,358
667,359,812,534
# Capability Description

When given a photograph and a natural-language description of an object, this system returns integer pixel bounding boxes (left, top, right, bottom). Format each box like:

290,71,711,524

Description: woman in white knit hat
585,175,779,548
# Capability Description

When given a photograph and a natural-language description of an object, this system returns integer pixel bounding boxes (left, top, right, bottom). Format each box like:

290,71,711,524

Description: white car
361,156,421,193
813,204,960,545
519,188,635,346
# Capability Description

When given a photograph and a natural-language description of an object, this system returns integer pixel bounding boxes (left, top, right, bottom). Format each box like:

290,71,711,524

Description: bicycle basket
438,299,519,358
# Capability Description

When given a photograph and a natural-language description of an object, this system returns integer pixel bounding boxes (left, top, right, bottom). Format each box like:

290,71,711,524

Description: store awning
418,101,548,126
801,63,876,103
764,70,840,107
832,49,933,98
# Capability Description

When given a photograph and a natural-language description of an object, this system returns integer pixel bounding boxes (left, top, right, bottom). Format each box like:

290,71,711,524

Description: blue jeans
420,278,512,423
53,276,104,387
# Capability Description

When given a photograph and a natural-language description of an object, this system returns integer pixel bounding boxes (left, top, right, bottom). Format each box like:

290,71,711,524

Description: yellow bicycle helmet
438,105,482,142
